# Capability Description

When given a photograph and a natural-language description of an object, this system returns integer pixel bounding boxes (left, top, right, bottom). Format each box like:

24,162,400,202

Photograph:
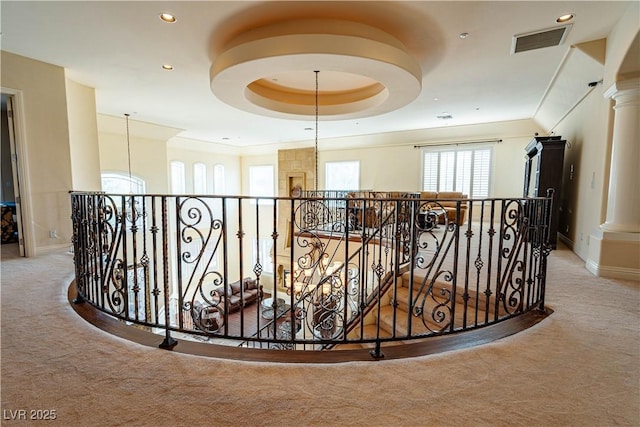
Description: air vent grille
512,24,572,54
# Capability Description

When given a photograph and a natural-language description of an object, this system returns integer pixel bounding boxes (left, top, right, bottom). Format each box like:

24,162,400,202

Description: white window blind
422,147,492,197
439,151,455,191
472,149,491,198
422,153,438,192
456,150,472,196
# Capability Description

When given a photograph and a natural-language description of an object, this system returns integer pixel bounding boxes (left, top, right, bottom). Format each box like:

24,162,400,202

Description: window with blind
422,147,492,197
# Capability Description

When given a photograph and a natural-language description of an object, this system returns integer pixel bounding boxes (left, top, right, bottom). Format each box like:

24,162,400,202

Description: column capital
604,77,640,100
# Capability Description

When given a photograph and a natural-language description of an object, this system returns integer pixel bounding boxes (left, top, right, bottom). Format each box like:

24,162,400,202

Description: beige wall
554,85,612,260
66,78,101,191
167,141,242,196
321,145,419,192
318,120,541,198
555,5,639,263
99,132,169,194
603,2,640,86
1,51,73,254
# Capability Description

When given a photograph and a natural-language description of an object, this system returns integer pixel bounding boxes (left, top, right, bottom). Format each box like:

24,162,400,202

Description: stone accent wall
277,147,316,197
275,147,316,289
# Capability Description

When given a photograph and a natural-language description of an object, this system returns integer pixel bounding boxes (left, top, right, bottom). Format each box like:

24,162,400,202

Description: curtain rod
413,138,502,148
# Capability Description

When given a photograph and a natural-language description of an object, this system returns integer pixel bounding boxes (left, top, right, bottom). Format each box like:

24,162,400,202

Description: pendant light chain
314,70,319,192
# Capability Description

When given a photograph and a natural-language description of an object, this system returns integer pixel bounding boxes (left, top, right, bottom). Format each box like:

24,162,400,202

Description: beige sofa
344,191,468,227
346,191,417,228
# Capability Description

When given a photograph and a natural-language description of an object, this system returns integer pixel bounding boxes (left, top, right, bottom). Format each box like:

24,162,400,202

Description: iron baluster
159,196,177,350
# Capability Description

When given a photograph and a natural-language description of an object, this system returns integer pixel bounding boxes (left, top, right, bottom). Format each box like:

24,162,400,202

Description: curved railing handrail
70,191,554,357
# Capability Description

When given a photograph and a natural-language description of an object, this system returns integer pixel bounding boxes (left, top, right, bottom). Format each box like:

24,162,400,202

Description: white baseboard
586,259,640,281
558,234,574,250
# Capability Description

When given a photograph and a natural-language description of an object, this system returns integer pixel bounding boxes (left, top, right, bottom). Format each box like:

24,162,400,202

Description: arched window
101,172,146,194
213,164,225,194
170,161,186,194
193,162,207,194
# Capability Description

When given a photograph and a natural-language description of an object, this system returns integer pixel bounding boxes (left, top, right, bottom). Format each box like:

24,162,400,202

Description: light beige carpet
1,243,638,426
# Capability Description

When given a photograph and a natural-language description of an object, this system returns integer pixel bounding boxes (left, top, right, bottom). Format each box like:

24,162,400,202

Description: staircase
336,269,504,350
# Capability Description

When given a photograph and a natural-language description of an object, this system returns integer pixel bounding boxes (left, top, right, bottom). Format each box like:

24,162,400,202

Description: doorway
1,93,26,256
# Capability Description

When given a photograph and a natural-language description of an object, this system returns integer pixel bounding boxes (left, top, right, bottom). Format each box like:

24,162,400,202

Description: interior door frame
2,88,34,257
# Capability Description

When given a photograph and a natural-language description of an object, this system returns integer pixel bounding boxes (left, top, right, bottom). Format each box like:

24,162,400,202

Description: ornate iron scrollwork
176,197,226,334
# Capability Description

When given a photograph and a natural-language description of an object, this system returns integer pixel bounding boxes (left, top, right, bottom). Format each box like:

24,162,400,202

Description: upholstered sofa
346,191,418,228
419,191,469,225
345,191,468,227
212,277,262,312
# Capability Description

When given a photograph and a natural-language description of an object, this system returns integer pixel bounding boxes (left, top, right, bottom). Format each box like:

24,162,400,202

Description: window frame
421,146,493,198
213,164,225,195
324,160,360,191
193,162,208,194
101,171,146,194
248,164,275,205
170,160,186,194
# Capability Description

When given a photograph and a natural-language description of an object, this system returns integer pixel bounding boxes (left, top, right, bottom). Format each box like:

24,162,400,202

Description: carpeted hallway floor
1,242,638,426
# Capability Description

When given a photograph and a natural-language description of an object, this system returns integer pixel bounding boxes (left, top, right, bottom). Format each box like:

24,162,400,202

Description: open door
1,94,25,256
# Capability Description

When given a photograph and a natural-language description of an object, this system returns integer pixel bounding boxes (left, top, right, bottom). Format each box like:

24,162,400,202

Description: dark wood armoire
523,135,566,248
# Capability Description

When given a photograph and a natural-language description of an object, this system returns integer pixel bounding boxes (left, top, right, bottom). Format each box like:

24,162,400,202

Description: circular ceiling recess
210,19,422,120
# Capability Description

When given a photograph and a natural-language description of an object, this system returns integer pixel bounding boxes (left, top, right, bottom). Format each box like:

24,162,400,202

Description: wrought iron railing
70,191,553,357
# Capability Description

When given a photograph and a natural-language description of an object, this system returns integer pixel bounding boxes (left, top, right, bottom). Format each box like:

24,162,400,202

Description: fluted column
586,78,640,280
601,78,640,232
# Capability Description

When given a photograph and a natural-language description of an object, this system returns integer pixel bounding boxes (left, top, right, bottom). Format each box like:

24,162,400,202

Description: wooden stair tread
401,271,503,312
376,305,436,337
394,287,488,325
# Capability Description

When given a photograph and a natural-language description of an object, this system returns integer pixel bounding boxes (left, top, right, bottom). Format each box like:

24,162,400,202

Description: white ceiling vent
511,24,572,54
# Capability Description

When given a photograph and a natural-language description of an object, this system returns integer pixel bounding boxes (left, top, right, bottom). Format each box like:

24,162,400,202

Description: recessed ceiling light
459,32,470,39
433,97,439,101
162,64,173,71
160,13,176,23
556,14,574,23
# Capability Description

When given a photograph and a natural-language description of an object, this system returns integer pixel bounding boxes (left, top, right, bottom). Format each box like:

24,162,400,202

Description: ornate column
587,78,640,280
602,78,640,232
